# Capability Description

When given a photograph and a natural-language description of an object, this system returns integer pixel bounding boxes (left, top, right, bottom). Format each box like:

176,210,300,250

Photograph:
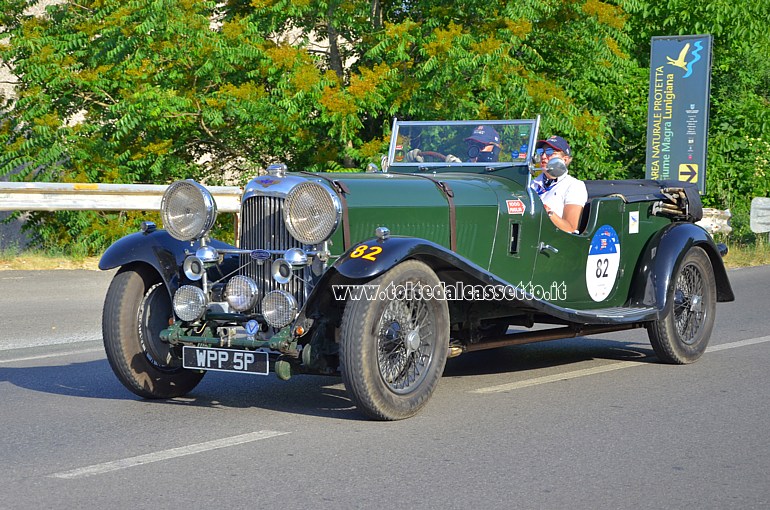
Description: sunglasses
536,147,557,157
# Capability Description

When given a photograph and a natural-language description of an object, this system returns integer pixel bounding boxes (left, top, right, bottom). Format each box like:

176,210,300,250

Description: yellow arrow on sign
679,164,698,183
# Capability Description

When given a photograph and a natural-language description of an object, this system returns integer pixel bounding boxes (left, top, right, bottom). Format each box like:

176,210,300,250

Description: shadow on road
0,356,366,420
0,335,656,420
443,335,657,378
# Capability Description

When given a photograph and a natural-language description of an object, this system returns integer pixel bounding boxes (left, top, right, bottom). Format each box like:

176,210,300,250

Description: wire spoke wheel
138,282,183,371
340,260,450,420
672,263,705,345
647,247,716,364
376,287,436,393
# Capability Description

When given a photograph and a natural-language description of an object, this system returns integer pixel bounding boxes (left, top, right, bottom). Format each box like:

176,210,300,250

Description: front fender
332,236,472,280
629,222,735,310
99,230,238,296
295,236,489,327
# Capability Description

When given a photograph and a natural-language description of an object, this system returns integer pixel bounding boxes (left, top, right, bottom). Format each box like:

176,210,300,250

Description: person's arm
550,179,588,233
544,203,583,233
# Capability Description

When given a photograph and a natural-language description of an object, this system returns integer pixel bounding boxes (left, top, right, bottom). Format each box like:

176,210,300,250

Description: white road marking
50,430,290,479
471,335,770,394
471,361,645,394
705,335,770,352
0,347,104,364
0,335,103,352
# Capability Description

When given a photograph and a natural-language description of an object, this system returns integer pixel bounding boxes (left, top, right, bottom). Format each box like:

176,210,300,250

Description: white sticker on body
586,225,621,302
629,211,639,234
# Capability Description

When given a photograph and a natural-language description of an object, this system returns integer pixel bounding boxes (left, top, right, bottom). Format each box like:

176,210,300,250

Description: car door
487,188,541,287
530,197,627,309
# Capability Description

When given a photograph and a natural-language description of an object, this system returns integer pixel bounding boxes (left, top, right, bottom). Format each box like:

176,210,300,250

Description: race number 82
350,244,382,261
595,258,610,278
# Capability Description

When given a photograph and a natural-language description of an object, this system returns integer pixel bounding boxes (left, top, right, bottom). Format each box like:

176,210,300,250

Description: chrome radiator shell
238,192,307,314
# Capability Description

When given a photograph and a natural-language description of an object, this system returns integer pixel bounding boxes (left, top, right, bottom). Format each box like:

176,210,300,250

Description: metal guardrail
0,182,738,237
0,182,242,213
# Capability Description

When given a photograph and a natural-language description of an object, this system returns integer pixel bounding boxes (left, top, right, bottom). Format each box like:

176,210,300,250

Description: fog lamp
225,276,259,312
262,290,298,328
172,285,207,322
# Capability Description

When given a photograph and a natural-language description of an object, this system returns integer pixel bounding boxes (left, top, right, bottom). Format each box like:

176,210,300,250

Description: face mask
468,143,499,162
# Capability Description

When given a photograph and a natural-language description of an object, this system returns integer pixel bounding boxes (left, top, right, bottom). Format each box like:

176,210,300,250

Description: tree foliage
621,0,770,238
1,0,768,253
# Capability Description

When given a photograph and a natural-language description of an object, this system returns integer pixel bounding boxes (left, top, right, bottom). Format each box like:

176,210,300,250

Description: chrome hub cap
405,328,421,354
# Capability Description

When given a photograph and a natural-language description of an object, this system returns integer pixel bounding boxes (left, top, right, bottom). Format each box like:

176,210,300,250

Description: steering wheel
417,150,447,162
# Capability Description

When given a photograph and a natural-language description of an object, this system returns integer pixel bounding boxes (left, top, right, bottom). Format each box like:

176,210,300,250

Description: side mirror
546,157,568,178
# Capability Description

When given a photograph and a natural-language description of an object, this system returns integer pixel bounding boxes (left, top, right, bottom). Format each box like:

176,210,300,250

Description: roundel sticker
586,225,621,301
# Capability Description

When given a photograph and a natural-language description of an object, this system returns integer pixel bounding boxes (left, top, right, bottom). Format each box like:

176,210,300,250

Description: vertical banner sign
645,35,713,193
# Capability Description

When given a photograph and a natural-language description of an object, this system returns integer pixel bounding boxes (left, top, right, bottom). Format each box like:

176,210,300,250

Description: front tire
103,265,204,398
340,260,450,420
647,247,716,364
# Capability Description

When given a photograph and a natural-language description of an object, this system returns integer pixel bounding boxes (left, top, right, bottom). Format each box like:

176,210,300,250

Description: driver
405,125,502,163
464,125,501,162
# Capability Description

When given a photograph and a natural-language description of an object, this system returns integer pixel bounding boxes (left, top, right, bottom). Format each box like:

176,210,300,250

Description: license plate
182,346,269,375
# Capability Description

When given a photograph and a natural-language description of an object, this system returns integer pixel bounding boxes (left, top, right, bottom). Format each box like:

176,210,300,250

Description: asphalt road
0,266,768,509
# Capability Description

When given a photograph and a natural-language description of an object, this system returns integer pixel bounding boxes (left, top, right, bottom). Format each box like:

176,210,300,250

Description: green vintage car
100,118,734,420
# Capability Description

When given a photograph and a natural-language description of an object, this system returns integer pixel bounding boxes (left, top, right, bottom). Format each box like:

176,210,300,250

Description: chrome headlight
172,285,208,322
160,180,217,241
262,290,298,328
225,276,259,312
283,181,341,245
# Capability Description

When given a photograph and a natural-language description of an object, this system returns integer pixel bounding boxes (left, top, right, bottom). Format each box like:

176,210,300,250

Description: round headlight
161,180,217,241
225,276,259,312
173,285,208,322
283,181,341,245
261,290,298,329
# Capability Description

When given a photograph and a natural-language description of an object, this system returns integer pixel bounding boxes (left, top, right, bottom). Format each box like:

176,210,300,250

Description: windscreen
388,120,538,168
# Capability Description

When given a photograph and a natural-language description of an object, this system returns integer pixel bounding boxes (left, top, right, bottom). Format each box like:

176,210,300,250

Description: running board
457,323,645,354
548,305,659,324
568,306,658,320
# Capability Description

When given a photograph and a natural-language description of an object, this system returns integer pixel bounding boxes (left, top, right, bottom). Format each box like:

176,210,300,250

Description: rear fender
629,223,735,310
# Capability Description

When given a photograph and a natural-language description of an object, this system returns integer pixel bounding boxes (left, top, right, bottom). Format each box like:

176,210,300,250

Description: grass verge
722,239,770,268
0,249,100,271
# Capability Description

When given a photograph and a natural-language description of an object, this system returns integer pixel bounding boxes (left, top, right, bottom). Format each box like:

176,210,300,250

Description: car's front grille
239,195,306,314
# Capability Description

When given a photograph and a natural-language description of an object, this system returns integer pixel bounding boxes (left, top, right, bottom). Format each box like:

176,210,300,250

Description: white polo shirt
530,173,588,218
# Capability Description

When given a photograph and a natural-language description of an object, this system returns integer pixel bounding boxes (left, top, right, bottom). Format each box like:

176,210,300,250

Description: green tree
621,0,770,239
12,0,757,253
1,0,643,254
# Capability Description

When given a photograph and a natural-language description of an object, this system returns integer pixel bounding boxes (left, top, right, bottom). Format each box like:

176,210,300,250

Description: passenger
530,135,587,233
405,125,501,163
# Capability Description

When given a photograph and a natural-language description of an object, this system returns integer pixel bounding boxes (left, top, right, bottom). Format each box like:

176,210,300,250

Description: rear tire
103,266,204,398
340,260,450,420
647,247,716,364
